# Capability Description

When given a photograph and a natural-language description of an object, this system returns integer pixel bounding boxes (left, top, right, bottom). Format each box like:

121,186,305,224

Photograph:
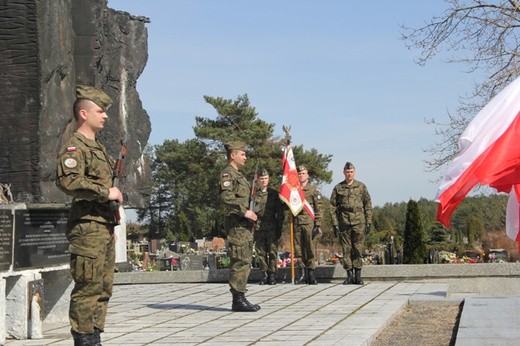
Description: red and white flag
436,75,520,244
279,144,315,219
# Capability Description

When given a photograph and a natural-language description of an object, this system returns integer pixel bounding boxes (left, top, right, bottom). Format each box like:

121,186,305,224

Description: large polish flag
279,145,315,219
436,75,520,243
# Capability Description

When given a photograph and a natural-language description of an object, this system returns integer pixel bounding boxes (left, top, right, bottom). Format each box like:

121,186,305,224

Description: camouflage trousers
67,220,115,334
293,222,316,270
254,229,279,273
339,223,365,269
227,226,253,294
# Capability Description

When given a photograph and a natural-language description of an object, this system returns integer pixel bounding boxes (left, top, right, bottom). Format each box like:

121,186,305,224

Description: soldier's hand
245,210,258,222
333,225,340,238
365,224,371,235
108,187,123,203
312,226,322,240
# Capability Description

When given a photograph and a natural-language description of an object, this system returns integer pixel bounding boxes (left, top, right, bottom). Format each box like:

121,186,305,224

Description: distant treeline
373,194,506,234
368,193,508,251
304,193,509,255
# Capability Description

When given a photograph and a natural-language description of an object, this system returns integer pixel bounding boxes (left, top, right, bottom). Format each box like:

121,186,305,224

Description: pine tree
403,199,427,264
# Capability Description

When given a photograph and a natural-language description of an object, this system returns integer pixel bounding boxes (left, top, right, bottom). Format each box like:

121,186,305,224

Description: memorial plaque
0,209,13,271
14,209,69,269
179,254,204,271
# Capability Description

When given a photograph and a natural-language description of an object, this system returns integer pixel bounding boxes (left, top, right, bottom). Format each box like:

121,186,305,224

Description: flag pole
282,125,295,285
290,213,295,284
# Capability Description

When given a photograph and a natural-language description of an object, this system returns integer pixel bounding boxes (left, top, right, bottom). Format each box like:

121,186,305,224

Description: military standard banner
279,144,314,219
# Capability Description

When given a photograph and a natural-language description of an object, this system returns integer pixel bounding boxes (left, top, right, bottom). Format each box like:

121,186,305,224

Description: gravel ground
371,303,463,346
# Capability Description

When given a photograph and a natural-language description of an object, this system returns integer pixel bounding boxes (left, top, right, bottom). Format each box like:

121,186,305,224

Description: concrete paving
455,296,520,346
5,271,520,345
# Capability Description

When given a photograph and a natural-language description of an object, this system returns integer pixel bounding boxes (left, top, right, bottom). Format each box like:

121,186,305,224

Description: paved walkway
5,278,520,345
456,296,520,346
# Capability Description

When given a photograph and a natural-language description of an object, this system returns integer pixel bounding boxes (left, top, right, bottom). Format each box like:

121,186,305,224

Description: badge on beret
64,158,77,168
223,181,231,187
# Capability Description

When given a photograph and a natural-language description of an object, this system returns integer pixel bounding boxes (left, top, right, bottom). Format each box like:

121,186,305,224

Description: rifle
249,163,259,230
249,163,259,255
109,135,128,224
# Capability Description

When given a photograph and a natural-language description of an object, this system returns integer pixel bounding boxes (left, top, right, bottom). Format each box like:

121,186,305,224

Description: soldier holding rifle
254,168,285,285
219,141,261,312
56,85,123,345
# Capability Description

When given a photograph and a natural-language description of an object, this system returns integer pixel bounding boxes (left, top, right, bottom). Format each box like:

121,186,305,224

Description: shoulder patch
223,181,231,187
64,158,78,168
222,172,229,177
66,146,77,152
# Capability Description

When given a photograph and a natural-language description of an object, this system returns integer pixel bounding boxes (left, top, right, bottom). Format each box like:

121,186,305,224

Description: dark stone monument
13,208,69,269
179,255,205,271
0,0,151,208
207,253,217,270
0,209,14,271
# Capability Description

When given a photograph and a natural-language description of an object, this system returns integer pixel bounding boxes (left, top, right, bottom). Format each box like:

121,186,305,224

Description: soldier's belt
227,214,251,228
342,207,363,213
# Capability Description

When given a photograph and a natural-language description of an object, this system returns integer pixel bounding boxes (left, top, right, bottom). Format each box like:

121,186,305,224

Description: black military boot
232,292,261,312
243,293,261,311
268,272,276,285
354,268,364,285
72,331,96,346
343,269,354,285
259,272,269,285
93,328,102,346
307,268,318,285
295,267,307,284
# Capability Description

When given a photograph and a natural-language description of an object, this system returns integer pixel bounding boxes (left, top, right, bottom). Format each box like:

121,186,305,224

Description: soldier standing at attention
254,169,285,285
56,85,123,345
294,165,322,285
330,162,372,285
219,141,260,312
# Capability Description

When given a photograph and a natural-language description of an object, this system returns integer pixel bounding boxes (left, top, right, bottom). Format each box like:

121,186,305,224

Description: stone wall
0,0,151,207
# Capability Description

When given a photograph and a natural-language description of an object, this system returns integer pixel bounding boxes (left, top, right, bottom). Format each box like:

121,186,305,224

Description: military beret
76,85,112,111
224,140,247,152
297,165,308,173
259,168,269,176
344,162,355,170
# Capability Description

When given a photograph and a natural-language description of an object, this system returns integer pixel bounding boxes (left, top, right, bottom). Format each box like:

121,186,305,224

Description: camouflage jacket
56,132,115,223
295,183,321,226
219,164,251,229
254,186,285,235
330,179,372,227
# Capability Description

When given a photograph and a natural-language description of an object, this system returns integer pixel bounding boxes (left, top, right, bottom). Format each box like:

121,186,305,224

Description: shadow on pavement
147,303,229,312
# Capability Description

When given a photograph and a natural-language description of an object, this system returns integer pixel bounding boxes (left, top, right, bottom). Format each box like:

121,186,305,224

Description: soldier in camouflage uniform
330,162,372,285
294,165,322,285
56,85,123,346
219,141,260,312
254,169,285,285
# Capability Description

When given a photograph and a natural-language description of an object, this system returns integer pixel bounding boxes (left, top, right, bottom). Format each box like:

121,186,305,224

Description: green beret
344,162,355,170
224,140,247,152
259,168,269,176
76,85,113,111
297,165,308,173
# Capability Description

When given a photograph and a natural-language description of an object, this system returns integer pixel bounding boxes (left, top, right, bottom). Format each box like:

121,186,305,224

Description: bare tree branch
402,0,520,172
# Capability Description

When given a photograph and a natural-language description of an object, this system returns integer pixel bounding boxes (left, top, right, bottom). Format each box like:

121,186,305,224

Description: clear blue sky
108,0,480,207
